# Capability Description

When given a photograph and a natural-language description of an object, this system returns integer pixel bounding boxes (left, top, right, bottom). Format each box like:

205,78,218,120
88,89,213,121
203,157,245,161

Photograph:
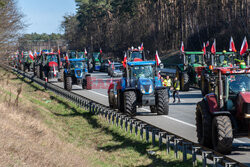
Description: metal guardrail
0,63,248,167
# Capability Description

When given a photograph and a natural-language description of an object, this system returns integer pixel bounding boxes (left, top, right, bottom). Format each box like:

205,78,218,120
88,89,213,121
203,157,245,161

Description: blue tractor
108,60,169,116
63,58,91,91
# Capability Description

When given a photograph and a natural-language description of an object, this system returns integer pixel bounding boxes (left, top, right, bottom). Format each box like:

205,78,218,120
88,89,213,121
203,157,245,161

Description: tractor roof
127,61,156,66
68,58,86,62
185,51,204,55
215,52,236,55
213,66,250,75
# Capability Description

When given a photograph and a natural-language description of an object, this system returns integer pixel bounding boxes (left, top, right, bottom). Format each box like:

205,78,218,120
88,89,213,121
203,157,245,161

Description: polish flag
123,53,127,68
206,41,209,47
21,51,23,57
180,41,184,53
29,51,34,60
112,62,115,70
140,43,144,51
240,37,248,55
84,48,88,55
229,37,236,52
155,51,161,66
108,60,111,65
211,39,216,54
58,48,61,55
202,42,206,55
34,50,37,58
100,48,102,54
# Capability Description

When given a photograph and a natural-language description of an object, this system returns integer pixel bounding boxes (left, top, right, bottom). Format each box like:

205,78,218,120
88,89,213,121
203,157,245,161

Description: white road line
88,90,108,98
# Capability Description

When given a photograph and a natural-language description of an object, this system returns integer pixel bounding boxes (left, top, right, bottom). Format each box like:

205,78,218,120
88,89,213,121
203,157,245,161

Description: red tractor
196,66,250,154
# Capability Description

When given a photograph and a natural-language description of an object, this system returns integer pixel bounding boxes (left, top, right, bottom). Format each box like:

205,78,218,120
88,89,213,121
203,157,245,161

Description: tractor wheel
108,93,114,109
118,91,124,113
65,76,72,91
36,66,40,78
180,71,189,91
150,106,157,113
156,89,169,115
196,101,212,147
59,69,64,82
212,116,233,154
82,79,87,89
124,91,137,117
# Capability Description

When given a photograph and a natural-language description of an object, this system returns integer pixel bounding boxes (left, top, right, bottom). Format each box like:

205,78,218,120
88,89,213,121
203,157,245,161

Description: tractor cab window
93,53,100,60
227,74,250,94
78,52,85,58
69,52,77,58
216,55,229,66
46,55,58,63
70,62,84,70
130,65,153,80
131,51,143,60
115,65,121,71
188,54,202,64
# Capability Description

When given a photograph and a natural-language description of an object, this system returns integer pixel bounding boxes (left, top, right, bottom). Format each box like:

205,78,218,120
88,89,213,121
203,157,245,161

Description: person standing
163,75,172,99
173,77,181,103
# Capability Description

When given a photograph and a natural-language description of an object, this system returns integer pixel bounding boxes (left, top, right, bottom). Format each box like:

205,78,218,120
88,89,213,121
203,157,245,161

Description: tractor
108,60,169,116
200,51,237,96
127,47,146,61
63,58,91,91
34,50,61,82
19,51,34,72
88,52,102,72
176,51,206,91
196,65,250,154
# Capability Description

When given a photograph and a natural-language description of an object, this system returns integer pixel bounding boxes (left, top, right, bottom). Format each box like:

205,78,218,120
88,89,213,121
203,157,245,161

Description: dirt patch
0,103,89,167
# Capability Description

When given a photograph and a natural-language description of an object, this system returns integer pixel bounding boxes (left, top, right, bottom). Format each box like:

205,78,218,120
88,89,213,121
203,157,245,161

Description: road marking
88,90,108,98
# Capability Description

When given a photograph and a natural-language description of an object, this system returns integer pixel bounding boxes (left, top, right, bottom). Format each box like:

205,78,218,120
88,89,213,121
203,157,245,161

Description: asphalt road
52,71,250,166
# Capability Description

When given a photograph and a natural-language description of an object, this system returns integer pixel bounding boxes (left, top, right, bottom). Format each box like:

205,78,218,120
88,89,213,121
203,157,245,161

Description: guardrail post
225,162,236,167
166,135,174,155
213,157,223,167
182,142,191,162
202,151,212,167
120,115,124,129
129,119,134,134
192,147,200,167
140,124,146,140
152,129,158,146
112,113,115,125
125,117,128,132
108,111,111,123
89,103,92,112
146,126,151,143
158,132,165,147
174,138,182,159
116,113,119,127
92,104,95,114
135,121,139,136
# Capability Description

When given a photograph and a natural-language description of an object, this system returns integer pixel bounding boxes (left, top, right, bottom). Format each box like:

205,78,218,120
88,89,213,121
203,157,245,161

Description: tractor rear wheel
212,116,233,154
65,76,72,91
196,101,212,147
59,69,64,82
180,71,189,91
108,92,114,109
156,89,169,115
124,91,137,117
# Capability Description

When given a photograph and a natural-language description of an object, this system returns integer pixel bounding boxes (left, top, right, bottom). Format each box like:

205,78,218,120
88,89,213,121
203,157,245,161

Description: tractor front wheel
196,101,212,147
124,91,137,117
212,116,233,154
156,89,169,115
65,76,72,91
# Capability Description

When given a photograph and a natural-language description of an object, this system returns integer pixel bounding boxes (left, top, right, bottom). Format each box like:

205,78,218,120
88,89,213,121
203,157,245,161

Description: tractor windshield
228,74,250,94
131,51,143,60
93,53,100,60
78,52,85,58
131,65,153,79
215,55,230,66
69,52,77,58
188,54,202,64
47,55,58,63
70,61,84,70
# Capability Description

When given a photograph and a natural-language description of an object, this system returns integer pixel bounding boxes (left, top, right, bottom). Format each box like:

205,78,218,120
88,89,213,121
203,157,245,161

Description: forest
62,0,249,58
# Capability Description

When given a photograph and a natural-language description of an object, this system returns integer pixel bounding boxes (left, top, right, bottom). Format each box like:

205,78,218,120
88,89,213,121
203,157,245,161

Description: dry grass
0,101,89,167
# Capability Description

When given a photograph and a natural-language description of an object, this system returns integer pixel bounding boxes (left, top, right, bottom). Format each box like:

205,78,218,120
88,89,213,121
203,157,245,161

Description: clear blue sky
18,0,76,34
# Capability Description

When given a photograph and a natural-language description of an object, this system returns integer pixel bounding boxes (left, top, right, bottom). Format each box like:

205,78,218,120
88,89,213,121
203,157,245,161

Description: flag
34,50,37,58
202,42,206,55
229,37,236,52
100,48,102,54
206,41,209,47
123,53,127,68
140,43,144,51
58,48,61,55
53,65,56,77
21,51,23,57
112,62,115,70
211,39,216,54
155,51,161,66
240,37,248,55
108,60,111,65
29,51,34,60
84,48,87,55
180,41,184,53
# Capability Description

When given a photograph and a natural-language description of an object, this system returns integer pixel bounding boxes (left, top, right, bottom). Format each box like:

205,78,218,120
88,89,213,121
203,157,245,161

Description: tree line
62,0,249,58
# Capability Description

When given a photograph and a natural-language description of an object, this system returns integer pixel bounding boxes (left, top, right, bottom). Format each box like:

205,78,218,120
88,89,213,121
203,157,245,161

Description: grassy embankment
0,67,199,167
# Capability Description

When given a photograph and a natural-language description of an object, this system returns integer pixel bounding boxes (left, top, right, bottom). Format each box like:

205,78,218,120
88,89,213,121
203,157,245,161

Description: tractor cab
67,50,77,59
77,52,87,59
196,66,250,154
127,48,145,62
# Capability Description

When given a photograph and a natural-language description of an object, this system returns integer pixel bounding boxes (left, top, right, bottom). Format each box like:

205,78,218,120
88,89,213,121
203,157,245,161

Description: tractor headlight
140,85,146,94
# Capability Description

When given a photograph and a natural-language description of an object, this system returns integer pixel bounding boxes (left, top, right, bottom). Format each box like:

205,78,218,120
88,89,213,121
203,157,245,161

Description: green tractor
20,51,34,72
176,51,206,91
88,52,102,73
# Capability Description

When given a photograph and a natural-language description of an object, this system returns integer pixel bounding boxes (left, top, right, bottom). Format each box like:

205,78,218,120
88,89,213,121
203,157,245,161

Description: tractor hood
239,92,250,103
48,61,58,67
138,78,154,94
236,92,250,118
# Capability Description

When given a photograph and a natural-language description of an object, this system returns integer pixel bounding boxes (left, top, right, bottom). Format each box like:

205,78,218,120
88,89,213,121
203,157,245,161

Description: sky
18,0,76,34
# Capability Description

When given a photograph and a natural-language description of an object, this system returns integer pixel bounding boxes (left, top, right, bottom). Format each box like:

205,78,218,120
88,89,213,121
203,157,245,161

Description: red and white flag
155,51,161,66
112,62,115,70
206,41,209,47
58,48,61,55
211,39,216,54
240,37,248,55
180,41,184,53
140,43,144,51
53,65,56,77
229,37,236,52
21,51,23,57
108,60,111,65
29,51,34,60
84,48,88,55
34,50,37,58
202,42,206,55
100,48,102,54
123,53,127,68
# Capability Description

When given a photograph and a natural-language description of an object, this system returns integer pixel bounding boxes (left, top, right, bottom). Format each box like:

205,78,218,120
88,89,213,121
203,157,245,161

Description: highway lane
50,71,250,166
